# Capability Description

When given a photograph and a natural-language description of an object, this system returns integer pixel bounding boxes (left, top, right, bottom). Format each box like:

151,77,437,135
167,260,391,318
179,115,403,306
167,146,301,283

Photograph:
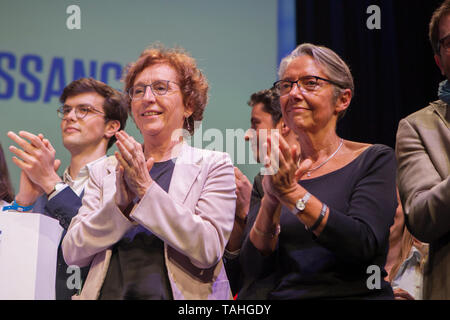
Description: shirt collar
404,245,423,265
63,155,107,184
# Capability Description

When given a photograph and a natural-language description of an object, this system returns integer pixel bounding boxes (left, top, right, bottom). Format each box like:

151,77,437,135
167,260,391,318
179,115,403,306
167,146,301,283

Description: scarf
437,80,450,104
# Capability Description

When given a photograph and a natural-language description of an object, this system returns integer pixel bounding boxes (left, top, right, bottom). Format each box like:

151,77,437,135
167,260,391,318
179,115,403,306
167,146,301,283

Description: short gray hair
278,43,354,119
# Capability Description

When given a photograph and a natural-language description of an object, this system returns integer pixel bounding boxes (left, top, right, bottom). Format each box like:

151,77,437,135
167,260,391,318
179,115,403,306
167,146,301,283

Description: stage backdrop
0,0,286,192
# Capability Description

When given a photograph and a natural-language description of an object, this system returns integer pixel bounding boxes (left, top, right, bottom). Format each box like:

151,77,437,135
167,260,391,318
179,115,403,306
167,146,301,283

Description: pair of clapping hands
260,132,313,206
7,130,154,211
7,131,62,207
114,131,154,213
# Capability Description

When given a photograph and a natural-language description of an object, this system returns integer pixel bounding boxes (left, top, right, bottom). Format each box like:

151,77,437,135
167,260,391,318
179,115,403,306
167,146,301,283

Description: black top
224,172,264,295
99,159,176,300
239,144,397,299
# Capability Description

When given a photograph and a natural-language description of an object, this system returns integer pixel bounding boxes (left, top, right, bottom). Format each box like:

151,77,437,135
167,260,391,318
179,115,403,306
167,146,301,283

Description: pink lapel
102,157,118,203
168,143,202,204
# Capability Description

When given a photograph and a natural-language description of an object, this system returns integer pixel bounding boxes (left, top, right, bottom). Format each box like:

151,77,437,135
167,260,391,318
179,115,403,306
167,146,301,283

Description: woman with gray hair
238,43,397,299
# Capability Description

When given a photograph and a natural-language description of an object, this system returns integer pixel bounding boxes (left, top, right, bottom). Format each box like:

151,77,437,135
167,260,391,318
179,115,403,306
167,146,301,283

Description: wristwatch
47,181,67,198
292,192,311,215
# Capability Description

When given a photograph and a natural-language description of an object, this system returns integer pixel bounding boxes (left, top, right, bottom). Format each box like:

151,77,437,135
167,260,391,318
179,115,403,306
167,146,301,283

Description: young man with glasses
5,78,128,299
396,0,450,299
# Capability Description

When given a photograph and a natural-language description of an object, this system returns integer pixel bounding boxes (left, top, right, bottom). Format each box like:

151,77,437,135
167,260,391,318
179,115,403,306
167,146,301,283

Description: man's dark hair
247,88,282,126
60,78,129,150
430,0,450,54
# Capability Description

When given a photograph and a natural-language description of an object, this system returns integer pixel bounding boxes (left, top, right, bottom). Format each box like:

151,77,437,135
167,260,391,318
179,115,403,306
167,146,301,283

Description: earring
185,116,191,132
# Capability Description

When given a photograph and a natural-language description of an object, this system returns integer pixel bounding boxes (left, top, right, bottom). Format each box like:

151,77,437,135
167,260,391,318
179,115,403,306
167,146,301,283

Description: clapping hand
262,132,312,203
8,131,62,205
114,131,154,201
234,167,252,221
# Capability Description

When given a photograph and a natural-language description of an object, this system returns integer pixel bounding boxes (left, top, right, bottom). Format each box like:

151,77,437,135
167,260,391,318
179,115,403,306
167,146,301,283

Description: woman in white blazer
62,45,236,300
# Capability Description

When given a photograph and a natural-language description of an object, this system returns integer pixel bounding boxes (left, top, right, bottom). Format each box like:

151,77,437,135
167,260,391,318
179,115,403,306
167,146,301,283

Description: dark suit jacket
34,187,89,300
224,173,264,296
396,100,450,299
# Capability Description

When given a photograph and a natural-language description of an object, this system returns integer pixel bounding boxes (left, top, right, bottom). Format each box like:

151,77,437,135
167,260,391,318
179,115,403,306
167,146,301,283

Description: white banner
0,212,63,300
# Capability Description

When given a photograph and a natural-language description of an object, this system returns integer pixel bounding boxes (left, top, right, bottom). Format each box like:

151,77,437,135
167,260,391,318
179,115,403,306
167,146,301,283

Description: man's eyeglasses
57,104,105,120
438,34,450,52
273,76,342,96
128,80,180,100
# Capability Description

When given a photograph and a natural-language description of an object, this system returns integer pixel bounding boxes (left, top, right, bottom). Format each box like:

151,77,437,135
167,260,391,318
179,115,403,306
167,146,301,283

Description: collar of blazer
103,142,203,204
434,100,450,129
168,143,203,204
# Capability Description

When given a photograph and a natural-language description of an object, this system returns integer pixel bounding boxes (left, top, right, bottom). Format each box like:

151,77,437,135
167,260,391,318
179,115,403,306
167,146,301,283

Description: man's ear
435,53,446,76
278,119,291,138
104,120,121,139
334,88,352,116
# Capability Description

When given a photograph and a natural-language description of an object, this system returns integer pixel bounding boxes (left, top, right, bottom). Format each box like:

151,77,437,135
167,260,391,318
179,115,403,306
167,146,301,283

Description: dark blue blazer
34,187,89,300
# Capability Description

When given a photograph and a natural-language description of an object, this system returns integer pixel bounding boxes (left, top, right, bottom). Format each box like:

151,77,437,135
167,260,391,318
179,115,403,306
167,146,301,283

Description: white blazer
62,143,236,299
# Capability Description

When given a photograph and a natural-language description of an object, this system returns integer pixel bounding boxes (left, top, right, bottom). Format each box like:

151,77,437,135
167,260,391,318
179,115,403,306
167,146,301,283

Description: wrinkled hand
234,167,252,220
114,162,136,213
8,131,62,196
262,132,314,202
294,158,313,181
262,132,303,200
115,131,154,199
261,174,280,207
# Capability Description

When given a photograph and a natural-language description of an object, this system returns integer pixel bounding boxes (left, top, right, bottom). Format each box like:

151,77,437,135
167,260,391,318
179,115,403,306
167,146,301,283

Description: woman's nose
142,85,156,102
288,82,305,99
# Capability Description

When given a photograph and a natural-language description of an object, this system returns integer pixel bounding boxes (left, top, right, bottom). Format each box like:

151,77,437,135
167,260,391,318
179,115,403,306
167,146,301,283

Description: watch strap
306,203,328,232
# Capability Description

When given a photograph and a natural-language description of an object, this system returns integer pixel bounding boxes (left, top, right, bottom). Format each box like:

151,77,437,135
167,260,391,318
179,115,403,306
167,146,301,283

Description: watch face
296,200,306,211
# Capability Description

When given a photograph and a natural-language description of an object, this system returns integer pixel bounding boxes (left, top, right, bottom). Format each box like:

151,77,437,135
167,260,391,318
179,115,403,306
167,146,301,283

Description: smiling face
131,63,190,143
280,55,346,135
60,92,109,154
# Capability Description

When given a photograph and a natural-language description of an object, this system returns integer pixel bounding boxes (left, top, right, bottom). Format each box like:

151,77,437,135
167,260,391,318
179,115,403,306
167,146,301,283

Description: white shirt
391,246,426,300
0,200,8,208
49,156,107,200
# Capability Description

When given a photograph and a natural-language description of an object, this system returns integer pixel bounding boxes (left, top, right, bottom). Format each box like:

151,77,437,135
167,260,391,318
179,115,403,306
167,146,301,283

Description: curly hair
123,44,209,135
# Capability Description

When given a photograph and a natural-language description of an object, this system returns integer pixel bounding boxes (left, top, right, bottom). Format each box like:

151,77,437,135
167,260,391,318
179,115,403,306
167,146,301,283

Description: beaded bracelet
253,224,281,238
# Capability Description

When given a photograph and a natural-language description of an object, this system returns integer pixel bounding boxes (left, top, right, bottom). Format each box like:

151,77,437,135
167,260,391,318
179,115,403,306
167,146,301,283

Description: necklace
302,138,344,177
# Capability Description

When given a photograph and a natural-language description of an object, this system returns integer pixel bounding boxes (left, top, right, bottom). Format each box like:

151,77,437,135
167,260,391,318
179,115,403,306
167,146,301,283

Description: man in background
225,88,299,296
396,0,450,299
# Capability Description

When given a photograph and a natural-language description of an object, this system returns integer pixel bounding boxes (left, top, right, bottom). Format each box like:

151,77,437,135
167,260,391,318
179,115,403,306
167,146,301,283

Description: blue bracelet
2,199,34,212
